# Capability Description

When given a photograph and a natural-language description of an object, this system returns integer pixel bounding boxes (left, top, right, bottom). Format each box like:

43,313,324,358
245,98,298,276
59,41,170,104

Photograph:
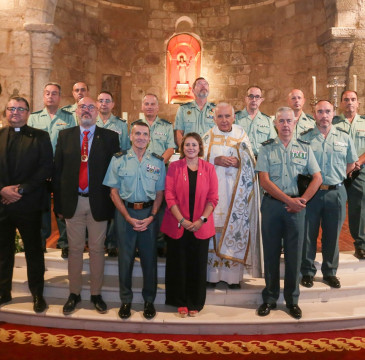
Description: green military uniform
103,150,165,304
28,108,76,153
61,103,78,124
333,114,365,251
96,114,130,151
235,109,277,156
174,101,216,138
28,107,76,249
132,117,175,157
299,126,358,277
294,112,315,139
256,137,320,306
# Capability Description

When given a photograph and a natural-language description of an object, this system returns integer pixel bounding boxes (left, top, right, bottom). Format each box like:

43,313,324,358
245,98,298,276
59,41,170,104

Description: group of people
0,76,363,322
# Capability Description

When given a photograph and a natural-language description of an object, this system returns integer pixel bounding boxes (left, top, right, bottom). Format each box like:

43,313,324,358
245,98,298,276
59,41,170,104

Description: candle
122,112,128,121
353,75,357,92
139,112,145,120
312,76,317,97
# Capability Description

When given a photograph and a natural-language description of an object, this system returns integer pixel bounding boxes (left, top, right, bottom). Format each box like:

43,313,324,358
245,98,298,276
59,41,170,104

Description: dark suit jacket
53,126,120,221
0,125,53,215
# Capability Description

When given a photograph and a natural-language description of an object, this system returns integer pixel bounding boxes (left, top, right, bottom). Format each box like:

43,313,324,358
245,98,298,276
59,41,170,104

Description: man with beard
235,86,276,158
53,97,119,315
333,91,365,259
174,77,215,147
62,82,89,124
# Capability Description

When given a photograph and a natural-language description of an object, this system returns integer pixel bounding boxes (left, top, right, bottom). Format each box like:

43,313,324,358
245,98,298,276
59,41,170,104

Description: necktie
79,130,90,190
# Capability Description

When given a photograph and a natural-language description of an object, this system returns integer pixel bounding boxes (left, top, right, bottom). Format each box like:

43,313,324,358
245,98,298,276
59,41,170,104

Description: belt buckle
134,202,144,210
320,184,329,190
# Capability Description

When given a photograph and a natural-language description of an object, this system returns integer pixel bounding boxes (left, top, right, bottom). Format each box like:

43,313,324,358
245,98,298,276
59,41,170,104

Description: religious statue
177,54,191,84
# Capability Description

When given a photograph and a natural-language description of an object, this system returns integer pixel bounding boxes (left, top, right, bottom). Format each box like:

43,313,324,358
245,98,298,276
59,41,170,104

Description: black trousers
165,232,209,311
0,209,45,297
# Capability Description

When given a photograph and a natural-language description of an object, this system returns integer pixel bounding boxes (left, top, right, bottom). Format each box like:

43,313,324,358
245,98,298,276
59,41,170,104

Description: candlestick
353,74,357,92
312,76,317,97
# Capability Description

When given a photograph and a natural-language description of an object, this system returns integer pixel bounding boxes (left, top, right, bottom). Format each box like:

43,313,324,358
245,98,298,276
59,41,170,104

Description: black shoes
257,303,277,316
286,304,302,319
61,247,69,259
107,248,118,257
323,275,341,288
301,275,314,288
63,293,81,315
143,302,156,320
0,293,12,306
118,303,131,319
90,295,107,314
33,295,47,313
355,248,365,260
206,282,216,288
228,283,241,289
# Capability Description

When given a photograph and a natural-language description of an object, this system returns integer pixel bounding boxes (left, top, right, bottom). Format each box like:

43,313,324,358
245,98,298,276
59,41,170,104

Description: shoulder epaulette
180,102,191,107
235,110,242,115
305,113,314,120
61,108,72,115
160,118,172,125
297,138,310,145
360,115,365,119
152,152,164,161
261,112,270,118
209,102,216,107
336,127,349,134
116,116,126,123
113,151,126,158
300,128,313,136
30,109,42,115
61,106,73,113
261,138,275,146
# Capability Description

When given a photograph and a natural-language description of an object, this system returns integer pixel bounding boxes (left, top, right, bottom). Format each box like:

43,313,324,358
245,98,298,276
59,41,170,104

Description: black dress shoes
0,293,12,306
63,293,81,315
143,302,156,320
228,283,241,289
118,303,131,319
61,247,69,259
323,275,341,288
301,275,314,288
257,303,277,316
107,248,118,257
286,304,302,319
90,295,107,314
355,248,365,260
33,295,47,313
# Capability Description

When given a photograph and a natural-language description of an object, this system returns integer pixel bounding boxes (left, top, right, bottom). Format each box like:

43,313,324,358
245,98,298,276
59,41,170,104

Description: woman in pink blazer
161,132,218,317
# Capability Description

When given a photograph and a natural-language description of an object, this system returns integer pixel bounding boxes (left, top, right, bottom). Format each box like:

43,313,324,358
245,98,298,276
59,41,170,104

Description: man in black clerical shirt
0,96,53,313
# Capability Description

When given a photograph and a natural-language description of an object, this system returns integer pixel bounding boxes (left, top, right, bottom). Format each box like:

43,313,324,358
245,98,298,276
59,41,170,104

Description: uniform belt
319,182,343,191
124,200,154,210
264,193,299,200
78,192,89,197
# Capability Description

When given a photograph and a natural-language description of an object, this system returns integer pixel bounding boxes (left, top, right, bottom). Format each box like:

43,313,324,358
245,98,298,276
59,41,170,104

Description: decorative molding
98,0,143,11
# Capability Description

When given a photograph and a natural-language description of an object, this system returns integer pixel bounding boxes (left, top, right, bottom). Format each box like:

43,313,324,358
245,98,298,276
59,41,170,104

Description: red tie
79,130,90,190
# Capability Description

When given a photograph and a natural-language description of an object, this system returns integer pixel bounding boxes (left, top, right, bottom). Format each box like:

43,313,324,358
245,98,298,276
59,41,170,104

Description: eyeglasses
6,107,29,113
247,94,261,100
98,99,112,104
79,104,96,111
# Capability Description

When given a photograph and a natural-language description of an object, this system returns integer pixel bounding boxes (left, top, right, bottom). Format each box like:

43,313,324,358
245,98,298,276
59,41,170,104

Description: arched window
166,33,201,104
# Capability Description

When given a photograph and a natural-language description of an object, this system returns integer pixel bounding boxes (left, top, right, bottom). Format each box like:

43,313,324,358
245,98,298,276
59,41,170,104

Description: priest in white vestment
202,102,261,288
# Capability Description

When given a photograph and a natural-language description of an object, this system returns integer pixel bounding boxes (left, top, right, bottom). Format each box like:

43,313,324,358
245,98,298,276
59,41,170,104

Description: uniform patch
291,150,307,159
56,122,67,126
187,111,191,115
147,164,160,175
334,141,347,147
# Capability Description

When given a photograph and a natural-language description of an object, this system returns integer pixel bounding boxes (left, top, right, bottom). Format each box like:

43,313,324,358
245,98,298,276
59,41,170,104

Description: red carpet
1,322,365,359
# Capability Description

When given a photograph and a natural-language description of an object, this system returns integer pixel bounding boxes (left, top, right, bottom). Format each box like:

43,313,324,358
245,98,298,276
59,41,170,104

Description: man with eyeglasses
235,86,276,157
256,107,321,319
174,77,215,147
299,100,358,290
333,91,365,260
287,89,315,139
53,97,119,315
96,91,128,257
0,96,53,313
28,82,76,257
62,82,89,124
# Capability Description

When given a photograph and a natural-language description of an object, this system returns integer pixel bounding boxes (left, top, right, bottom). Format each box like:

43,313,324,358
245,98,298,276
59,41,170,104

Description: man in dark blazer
53,97,120,315
0,96,53,313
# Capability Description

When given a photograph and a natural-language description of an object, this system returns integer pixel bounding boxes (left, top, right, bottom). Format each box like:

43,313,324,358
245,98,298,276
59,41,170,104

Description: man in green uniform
287,89,315,139
97,90,129,257
174,77,215,147
333,90,365,259
61,82,89,124
235,86,276,157
103,122,165,320
256,107,321,319
300,100,358,289
28,83,76,256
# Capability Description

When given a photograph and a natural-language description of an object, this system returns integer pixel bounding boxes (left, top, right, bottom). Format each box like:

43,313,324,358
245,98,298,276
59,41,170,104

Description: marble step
10,266,365,305
14,250,365,278
1,293,365,335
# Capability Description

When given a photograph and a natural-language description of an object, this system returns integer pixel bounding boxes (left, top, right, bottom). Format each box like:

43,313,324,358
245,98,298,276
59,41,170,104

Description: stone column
24,23,62,111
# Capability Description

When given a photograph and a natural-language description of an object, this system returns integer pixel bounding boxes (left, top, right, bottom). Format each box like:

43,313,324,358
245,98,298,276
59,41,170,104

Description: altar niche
166,33,201,104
